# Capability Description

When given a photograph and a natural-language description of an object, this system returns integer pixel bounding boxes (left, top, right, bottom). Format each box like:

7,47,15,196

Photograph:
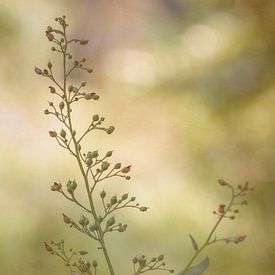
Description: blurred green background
0,0,274,274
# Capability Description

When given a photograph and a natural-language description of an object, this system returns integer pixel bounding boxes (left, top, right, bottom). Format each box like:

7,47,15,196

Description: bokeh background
0,0,274,274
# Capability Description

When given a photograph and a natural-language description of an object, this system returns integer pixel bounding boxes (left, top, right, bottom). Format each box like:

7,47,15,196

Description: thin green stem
181,186,236,273
60,25,115,275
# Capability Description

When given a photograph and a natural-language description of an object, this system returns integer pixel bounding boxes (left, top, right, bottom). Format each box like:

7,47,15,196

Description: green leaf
178,257,209,275
189,234,199,251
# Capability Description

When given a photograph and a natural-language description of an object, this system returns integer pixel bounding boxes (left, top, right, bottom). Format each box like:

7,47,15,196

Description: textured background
0,0,274,274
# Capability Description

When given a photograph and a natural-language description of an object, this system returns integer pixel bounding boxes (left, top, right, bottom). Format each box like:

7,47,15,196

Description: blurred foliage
0,0,274,274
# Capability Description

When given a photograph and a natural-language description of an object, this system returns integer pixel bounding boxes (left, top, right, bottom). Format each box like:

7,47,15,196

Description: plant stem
61,27,115,275
181,186,235,273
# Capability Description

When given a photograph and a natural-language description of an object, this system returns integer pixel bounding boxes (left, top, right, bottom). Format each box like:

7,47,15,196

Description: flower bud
158,255,164,261
79,39,89,45
46,31,54,41
105,151,112,157
49,131,57,137
79,250,88,255
47,61,52,69
67,180,77,193
44,109,50,115
60,129,66,138
100,190,107,199
35,67,42,75
79,215,89,226
101,161,110,171
114,163,121,169
93,114,99,121
218,179,228,186
51,182,62,191
92,260,98,268
89,223,99,232
130,197,136,201
140,207,148,212
110,195,117,205
132,257,138,264
44,242,53,252
49,86,56,93
59,101,65,109
218,204,225,214
86,158,93,166
106,126,115,135
106,216,115,227
121,193,128,200
62,213,71,224
118,224,127,232
122,165,131,173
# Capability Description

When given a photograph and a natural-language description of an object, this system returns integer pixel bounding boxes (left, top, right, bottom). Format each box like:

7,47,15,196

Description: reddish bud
51,182,62,191
49,131,57,137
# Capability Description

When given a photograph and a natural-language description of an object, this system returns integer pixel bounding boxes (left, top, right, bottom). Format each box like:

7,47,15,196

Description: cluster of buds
100,190,148,218
213,180,254,220
74,258,98,274
68,83,98,103
132,254,174,274
44,239,97,274
103,216,128,233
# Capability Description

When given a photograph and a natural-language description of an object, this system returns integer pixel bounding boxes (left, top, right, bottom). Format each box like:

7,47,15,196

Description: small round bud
158,255,164,261
79,215,89,226
59,102,65,110
51,47,56,51
47,61,52,69
130,197,136,201
132,257,138,264
100,190,107,199
92,260,98,268
93,114,99,121
81,82,86,87
140,207,148,212
44,109,50,115
44,242,53,252
49,86,56,93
